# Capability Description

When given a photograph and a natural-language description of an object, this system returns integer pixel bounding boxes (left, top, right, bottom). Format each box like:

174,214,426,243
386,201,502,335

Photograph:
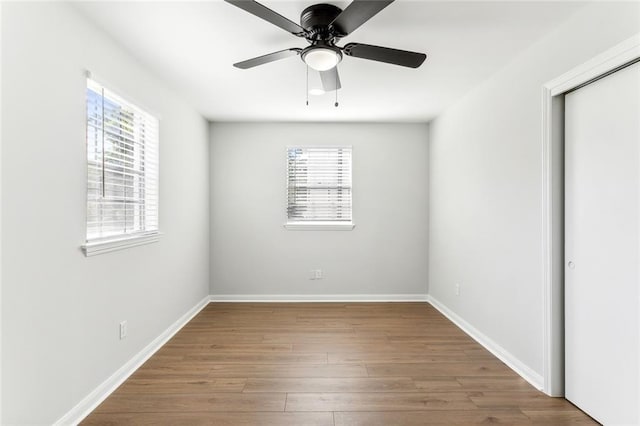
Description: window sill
284,222,355,231
82,232,161,257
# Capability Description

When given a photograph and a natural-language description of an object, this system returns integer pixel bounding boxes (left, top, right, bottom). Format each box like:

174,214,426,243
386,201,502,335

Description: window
286,146,354,230
83,78,159,255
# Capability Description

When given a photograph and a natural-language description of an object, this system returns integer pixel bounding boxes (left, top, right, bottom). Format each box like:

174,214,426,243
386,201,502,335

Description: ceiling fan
225,0,427,93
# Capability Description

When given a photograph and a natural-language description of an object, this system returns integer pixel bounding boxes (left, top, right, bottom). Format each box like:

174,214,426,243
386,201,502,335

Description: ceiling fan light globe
303,48,341,71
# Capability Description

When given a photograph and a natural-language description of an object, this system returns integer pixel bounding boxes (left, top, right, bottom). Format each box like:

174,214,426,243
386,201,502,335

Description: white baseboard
427,295,544,390
54,295,212,426
210,294,429,302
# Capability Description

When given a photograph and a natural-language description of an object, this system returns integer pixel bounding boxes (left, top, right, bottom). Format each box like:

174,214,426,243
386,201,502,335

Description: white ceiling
73,1,586,122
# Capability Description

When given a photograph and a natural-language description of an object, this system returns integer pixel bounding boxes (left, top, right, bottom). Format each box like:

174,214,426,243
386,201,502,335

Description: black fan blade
320,68,341,91
330,0,394,36
234,48,301,69
225,0,306,36
343,43,426,68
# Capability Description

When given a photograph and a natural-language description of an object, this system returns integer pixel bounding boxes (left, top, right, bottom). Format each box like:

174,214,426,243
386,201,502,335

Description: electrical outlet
310,269,323,280
455,284,460,296
119,320,128,340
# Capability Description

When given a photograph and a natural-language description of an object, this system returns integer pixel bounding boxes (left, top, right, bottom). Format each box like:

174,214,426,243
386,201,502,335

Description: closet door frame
541,33,640,397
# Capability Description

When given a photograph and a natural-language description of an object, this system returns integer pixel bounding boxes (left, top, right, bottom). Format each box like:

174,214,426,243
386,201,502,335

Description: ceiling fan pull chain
306,65,309,106
334,68,339,107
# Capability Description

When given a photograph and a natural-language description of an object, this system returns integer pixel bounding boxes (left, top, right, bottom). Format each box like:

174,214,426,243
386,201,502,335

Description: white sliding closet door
565,60,640,425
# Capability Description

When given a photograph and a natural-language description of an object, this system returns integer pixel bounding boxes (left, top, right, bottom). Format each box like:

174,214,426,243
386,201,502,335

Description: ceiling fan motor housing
300,3,343,41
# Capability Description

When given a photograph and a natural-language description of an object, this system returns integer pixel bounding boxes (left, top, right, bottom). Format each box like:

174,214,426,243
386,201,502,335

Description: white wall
428,2,640,382
1,3,209,424
210,122,428,298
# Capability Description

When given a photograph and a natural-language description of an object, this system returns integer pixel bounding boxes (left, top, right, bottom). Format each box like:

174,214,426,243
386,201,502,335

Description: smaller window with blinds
84,78,160,255
286,146,354,230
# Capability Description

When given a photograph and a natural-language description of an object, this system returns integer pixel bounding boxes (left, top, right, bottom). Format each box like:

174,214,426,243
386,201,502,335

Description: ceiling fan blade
234,48,302,69
319,68,341,91
330,0,394,36
225,0,306,36
343,43,426,68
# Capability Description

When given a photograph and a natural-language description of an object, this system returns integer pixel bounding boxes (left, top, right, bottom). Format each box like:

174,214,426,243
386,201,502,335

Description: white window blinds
287,147,352,223
86,78,159,242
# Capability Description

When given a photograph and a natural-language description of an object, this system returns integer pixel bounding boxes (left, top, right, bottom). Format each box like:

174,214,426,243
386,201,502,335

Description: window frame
81,76,161,256
284,145,355,231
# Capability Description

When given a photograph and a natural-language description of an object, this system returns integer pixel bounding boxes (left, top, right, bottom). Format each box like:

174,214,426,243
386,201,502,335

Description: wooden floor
83,303,597,425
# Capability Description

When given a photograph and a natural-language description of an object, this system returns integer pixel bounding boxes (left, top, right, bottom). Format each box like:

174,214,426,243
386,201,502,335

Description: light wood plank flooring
82,303,597,425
